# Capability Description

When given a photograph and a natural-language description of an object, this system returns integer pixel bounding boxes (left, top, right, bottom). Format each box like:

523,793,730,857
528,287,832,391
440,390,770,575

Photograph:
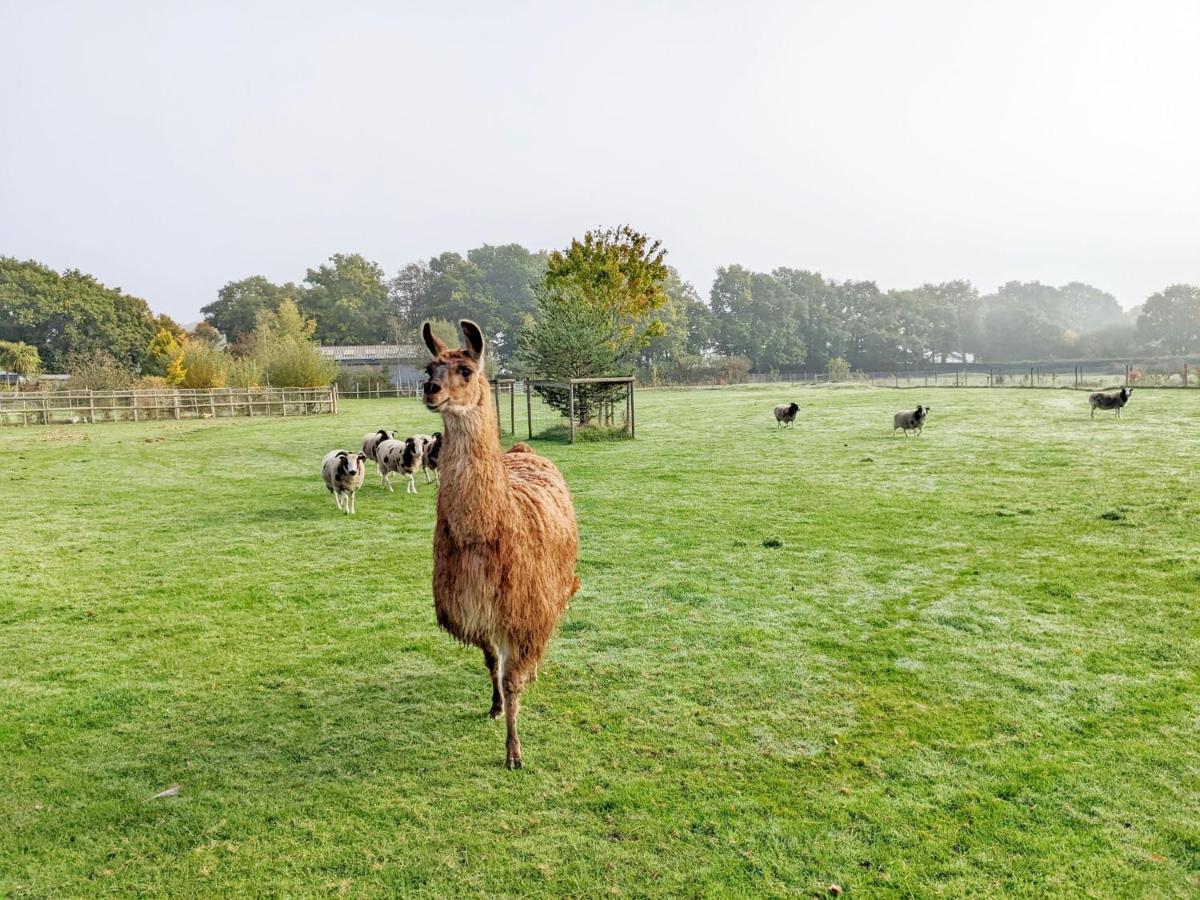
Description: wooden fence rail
0,386,339,426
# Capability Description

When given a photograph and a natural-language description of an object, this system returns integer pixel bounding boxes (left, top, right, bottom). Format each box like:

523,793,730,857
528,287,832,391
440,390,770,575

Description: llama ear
423,322,447,357
459,319,485,362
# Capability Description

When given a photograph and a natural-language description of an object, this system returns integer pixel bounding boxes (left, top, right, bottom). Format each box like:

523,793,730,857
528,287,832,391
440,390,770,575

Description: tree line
199,249,1200,374
3,239,1199,385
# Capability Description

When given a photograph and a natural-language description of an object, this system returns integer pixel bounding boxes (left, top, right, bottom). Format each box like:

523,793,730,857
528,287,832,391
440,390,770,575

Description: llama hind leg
482,646,503,719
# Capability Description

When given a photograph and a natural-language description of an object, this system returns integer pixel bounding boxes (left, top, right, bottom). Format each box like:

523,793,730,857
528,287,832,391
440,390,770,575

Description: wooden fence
0,386,339,426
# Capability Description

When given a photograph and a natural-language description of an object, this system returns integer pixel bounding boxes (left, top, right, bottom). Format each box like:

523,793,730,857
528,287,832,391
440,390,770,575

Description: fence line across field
0,386,338,426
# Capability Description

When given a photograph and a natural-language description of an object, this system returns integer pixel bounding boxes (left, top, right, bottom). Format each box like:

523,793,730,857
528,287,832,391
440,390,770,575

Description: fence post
568,382,576,444
526,380,533,439
1185,364,1189,387
629,379,636,438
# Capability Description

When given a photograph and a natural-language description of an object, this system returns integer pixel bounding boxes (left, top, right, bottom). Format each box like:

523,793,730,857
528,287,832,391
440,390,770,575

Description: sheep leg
348,492,356,515
406,474,416,494
332,491,342,510
424,468,433,484
383,473,394,493
483,646,504,719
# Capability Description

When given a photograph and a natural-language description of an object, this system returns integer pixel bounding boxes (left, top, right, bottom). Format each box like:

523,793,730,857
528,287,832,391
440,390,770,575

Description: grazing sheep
893,404,929,436
774,402,800,428
423,431,442,484
322,449,368,514
377,436,428,494
422,319,579,769
1090,387,1133,418
361,429,395,485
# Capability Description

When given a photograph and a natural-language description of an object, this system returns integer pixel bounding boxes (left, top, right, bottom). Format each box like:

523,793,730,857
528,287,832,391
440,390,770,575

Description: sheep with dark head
424,431,443,483
774,402,800,427
362,429,395,486
322,449,368,514
893,404,929,436
1089,387,1133,418
377,435,429,494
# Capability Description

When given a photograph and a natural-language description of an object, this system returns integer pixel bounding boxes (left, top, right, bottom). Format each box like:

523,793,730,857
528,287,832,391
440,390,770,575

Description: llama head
422,319,487,415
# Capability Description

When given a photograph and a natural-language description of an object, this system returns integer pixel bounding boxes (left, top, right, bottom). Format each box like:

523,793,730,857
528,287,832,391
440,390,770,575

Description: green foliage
179,341,227,389
201,276,298,343
0,257,163,371
0,340,41,378
1138,284,1200,353
260,342,337,387
827,356,851,381
542,225,670,352
64,349,136,390
301,254,391,345
646,353,751,385
394,245,547,363
224,357,264,388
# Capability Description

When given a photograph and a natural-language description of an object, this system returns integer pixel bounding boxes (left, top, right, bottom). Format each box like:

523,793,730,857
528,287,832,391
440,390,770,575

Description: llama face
422,320,487,415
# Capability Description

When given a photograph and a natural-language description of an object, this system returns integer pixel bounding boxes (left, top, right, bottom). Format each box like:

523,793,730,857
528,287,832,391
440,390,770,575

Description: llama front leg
483,646,503,719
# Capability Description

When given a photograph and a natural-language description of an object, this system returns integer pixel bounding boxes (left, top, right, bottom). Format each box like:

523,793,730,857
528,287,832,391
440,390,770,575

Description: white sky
2,1,1197,320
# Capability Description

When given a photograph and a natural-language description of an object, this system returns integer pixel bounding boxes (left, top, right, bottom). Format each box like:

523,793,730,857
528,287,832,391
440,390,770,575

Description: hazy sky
2,1,1197,321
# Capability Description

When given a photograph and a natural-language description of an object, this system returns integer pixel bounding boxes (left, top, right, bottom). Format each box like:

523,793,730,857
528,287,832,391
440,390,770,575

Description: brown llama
421,320,579,769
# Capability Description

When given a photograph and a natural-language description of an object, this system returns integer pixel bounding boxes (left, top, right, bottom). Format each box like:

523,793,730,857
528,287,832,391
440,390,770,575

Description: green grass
1,385,1198,897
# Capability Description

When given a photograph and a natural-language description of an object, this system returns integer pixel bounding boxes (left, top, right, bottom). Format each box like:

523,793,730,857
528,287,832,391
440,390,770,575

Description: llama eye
458,366,473,378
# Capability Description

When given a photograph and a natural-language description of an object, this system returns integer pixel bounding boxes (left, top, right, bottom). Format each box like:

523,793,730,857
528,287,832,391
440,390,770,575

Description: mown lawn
1,385,1197,897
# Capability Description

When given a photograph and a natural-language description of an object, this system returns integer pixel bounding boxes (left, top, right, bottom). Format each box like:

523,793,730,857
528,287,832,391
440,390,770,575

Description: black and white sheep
893,404,929,436
377,435,429,494
361,429,395,485
423,431,442,484
774,402,800,428
322,449,368,514
1089,387,1133,418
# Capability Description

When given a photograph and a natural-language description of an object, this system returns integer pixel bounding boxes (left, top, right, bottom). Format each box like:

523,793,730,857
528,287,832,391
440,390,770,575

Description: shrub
262,341,336,387
179,342,227,388
652,354,751,385
66,350,136,390
135,375,172,390
827,357,851,382
225,357,264,388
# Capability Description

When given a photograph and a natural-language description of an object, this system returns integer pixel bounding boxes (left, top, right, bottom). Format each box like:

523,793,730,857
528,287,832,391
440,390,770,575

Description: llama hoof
505,755,523,770
489,704,503,719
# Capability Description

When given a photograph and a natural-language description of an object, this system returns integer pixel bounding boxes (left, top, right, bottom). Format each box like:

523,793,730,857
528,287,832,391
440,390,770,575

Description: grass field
1,385,1198,897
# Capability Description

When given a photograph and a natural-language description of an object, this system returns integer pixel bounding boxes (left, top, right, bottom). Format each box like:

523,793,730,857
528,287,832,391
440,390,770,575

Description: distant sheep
322,449,368,514
1090,387,1133,418
893,404,929,436
361,429,395,485
774,402,800,428
377,436,429,494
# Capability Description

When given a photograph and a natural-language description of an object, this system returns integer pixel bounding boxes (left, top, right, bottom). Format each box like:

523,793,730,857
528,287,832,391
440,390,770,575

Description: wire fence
0,386,339,426
493,378,635,443
646,358,1200,390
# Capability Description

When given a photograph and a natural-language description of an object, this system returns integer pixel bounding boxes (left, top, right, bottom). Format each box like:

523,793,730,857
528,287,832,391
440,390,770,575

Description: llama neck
439,385,510,541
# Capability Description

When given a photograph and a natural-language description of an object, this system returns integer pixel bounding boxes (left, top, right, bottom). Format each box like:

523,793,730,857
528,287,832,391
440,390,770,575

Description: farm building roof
317,344,422,362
